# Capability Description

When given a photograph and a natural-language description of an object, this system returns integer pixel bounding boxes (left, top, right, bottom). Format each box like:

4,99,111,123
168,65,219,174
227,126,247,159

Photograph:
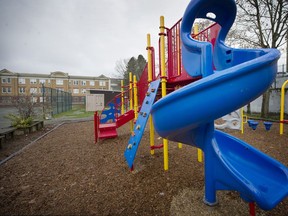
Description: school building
0,69,121,105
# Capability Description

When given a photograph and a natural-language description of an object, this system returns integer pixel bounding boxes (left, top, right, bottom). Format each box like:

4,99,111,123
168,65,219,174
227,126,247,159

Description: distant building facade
0,69,122,105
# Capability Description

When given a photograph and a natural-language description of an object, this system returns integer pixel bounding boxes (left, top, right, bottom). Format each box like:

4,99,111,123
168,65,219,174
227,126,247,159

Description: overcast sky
0,0,190,77
0,0,286,78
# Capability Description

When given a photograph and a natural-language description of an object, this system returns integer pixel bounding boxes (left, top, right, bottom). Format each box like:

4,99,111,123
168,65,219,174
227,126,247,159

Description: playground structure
95,0,288,213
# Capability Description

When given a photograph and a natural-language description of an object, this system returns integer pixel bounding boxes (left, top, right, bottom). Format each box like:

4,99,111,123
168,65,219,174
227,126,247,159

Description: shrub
5,114,33,128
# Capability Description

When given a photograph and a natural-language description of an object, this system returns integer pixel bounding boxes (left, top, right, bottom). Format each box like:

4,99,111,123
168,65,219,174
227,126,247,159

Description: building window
19,78,26,84
19,87,25,94
90,81,95,86
39,97,46,102
73,89,79,94
82,81,86,86
99,80,106,87
30,79,37,84
1,77,11,84
56,79,63,85
30,88,38,94
2,87,12,93
73,80,79,85
57,88,64,91
81,89,86,94
39,79,45,84
32,97,38,103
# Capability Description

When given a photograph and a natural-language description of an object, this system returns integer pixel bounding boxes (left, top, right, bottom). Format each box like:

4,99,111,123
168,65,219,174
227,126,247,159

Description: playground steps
117,110,135,128
124,79,161,169
99,110,135,139
99,122,117,139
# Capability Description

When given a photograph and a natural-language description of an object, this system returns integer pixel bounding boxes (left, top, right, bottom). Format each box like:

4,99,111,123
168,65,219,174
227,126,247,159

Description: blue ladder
124,79,161,169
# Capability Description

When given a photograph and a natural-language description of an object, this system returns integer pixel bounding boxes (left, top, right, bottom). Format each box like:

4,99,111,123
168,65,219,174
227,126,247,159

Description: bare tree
234,0,288,118
114,59,129,79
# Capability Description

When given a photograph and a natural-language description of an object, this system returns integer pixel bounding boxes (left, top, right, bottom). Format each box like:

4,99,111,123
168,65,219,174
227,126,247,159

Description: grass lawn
53,105,95,119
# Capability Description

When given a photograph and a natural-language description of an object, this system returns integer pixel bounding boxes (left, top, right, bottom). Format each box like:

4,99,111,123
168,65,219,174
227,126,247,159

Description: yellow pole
176,28,183,149
129,72,133,132
121,80,125,114
241,108,244,134
194,23,199,40
160,16,169,171
241,107,248,134
147,34,153,83
280,79,288,135
133,75,138,119
147,33,155,155
193,23,203,162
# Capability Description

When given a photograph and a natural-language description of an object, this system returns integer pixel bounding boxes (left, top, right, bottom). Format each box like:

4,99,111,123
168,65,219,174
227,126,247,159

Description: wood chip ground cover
0,121,287,215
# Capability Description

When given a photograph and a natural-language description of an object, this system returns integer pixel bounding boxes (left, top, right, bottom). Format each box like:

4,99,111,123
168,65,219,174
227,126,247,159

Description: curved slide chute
151,0,288,210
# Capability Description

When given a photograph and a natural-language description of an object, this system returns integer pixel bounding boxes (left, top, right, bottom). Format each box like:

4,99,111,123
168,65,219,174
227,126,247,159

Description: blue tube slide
151,0,288,210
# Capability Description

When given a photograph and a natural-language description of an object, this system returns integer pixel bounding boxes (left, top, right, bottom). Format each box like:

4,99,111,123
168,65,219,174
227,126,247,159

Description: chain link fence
41,86,72,118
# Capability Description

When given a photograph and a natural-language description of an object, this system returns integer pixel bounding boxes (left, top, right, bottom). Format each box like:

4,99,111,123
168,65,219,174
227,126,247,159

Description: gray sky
0,0,190,77
1,0,286,78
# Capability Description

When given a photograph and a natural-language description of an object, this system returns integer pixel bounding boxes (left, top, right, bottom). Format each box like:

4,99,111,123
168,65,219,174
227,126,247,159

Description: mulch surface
0,120,287,215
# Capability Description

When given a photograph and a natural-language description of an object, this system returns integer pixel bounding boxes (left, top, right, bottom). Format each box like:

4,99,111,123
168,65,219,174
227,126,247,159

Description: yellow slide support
147,33,155,155
280,79,288,135
133,75,138,119
121,80,125,115
129,72,134,133
193,23,203,163
160,16,169,171
176,27,183,149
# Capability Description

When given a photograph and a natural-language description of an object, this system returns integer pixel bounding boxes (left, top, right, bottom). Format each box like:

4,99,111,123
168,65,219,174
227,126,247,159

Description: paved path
0,107,17,128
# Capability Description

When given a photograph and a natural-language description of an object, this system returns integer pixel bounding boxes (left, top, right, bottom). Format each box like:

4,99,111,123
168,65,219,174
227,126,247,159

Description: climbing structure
96,0,288,212
151,0,288,211
96,16,220,141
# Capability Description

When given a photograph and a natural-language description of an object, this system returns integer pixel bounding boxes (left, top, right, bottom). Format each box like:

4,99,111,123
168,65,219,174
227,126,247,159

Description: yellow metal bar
241,107,247,134
193,23,203,162
176,27,183,149
147,33,155,154
280,79,288,135
197,148,203,162
149,116,155,155
133,75,138,119
121,80,124,114
147,34,153,83
160,16,169,171
129,72,133,132
176,27,181,76
241,107,244,134
194,23,199,40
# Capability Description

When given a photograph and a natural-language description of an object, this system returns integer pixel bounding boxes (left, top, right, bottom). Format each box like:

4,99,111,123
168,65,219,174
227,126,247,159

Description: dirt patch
0,120,287,215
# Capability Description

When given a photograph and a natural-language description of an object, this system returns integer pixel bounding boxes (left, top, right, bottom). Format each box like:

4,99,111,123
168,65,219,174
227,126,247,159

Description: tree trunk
261,90,270,118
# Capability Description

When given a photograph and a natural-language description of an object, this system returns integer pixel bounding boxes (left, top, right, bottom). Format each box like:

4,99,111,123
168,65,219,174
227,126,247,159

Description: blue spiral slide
151,0,288,210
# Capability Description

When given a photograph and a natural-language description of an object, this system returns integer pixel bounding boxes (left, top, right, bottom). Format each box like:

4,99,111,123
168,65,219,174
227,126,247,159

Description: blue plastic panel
124,79,160,169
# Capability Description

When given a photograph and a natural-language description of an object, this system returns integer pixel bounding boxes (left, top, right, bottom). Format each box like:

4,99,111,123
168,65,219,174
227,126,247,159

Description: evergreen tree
115,55,147,85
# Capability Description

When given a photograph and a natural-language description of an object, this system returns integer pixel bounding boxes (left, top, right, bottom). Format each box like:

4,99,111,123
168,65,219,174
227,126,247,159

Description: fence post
42,84,45,119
